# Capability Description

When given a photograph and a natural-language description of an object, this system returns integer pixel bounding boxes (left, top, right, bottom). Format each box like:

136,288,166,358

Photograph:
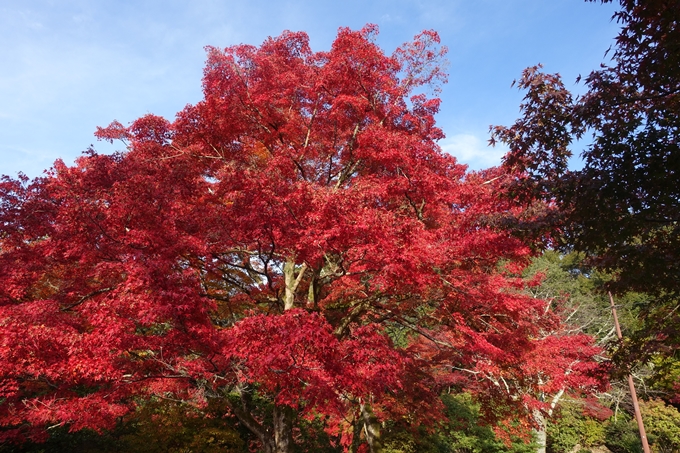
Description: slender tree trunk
233,259,303,452
361,403,383,453
348,415,364,453
533,409,547,453
534,388,564,453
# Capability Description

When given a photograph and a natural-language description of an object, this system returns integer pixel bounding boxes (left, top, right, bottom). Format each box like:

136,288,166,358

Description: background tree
491,0,680,372
518,250,680,453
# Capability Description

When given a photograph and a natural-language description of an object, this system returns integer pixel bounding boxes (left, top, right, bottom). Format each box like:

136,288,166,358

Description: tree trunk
233,259,303,452
273,404,295,453
534,409,547,453
228,388,295,453
361,403,383,453
228,397,275,453
348,415,364,453
534,388,565,453
283,257,306,310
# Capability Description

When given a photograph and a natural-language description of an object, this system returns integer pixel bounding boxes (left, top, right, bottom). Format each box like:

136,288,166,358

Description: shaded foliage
492,0,680,378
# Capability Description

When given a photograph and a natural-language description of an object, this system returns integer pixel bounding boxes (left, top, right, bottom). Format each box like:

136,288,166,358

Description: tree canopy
493,0,680,297
0,26,603,453
492,0,680,376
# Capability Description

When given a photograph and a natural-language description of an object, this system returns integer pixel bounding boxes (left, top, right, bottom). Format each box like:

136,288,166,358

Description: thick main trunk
273,405,295,453
283,257,306,310
228,389,295,453
361,403,383,453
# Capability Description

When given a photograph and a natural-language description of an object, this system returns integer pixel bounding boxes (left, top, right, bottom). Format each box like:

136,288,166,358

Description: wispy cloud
380,13,403,23
0,0,619,179
439,133,507,170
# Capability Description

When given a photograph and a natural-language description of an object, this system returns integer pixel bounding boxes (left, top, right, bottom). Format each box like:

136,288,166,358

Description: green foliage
384,321,413,349
547,401,606,453
604,415,641,453
523,251,645,339
523,251,609,335
360,392,539,453
426,393,536,453
0,427,123,453
602,399,680,453
639,399,680,453
382,431,419,453
118,400,244,453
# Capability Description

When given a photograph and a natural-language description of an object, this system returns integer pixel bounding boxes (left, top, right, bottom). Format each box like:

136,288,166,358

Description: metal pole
609,292,650,453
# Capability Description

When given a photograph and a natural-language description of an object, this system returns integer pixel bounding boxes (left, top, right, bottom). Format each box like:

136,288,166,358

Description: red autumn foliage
0,25,602,452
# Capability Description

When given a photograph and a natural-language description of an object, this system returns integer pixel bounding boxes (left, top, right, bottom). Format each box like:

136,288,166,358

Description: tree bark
273,404,295,453
534,388,564,453
534,409,547,453
283,257,306,310
228,387,296,453
361,403,383,453
227,393,275,453
348,415,364,453
232,258,304,452
229,400,296,453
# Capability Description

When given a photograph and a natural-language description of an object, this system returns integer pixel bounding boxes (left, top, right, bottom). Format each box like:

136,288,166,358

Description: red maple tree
0,26,602,452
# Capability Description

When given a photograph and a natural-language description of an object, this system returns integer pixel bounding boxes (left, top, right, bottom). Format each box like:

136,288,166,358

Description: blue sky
0,0,620,179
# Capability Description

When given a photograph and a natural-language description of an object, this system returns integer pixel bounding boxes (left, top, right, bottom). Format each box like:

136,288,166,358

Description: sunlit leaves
0,24,602,452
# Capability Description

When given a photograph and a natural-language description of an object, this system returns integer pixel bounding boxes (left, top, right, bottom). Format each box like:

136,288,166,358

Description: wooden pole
609,292,650,453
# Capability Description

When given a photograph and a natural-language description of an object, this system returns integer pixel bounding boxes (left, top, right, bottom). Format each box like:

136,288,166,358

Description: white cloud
0,0,619,179
439,133,507,170
71,13,90,24
380,13,402,23
15,9,44,30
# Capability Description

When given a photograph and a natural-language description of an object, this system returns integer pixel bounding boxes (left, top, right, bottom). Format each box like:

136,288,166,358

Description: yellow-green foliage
639,399,680,453
547,400,607,453
603,399,680,453
382,431,417,453
119,398,244,453
650,355,680,396
432,392,537,453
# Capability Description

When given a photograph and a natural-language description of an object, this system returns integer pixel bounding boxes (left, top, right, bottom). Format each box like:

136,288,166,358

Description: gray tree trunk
273,405,295,453
534,409,547,453
361,403,383,453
